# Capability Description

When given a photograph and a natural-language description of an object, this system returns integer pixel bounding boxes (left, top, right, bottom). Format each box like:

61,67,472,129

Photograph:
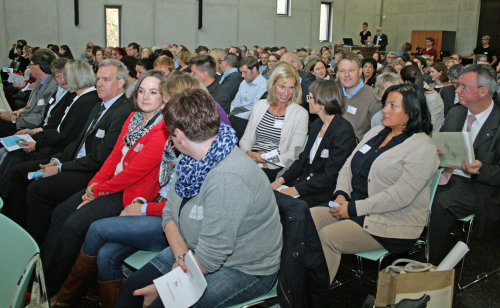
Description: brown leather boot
49,250,97,308
98,278,124,308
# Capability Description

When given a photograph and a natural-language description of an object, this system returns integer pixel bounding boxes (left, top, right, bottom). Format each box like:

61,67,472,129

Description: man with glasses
219,52,243,103
0,48,58,137
462,35,497,67
429,64,500,264
259,51,270,74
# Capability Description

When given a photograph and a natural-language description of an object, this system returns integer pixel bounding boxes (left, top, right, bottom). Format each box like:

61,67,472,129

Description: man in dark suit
429,64,500,264
218,52,243,103
373,26,388,51
4,59,132,244
0,49,59,137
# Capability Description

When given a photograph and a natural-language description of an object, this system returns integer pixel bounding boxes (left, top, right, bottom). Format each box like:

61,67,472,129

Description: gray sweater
162,146,282,275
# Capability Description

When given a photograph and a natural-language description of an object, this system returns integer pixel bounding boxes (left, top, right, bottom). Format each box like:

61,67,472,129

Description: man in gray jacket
0,49,58,137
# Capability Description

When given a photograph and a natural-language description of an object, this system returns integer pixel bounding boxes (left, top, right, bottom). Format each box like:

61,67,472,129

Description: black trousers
428,175,476,264
116,263,164,308
229,115,248,141
4,159,95,243
41,189,124,296
0,118,17,138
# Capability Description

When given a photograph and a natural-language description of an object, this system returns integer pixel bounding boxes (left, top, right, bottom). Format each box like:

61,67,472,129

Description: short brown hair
339,52,361,68
431,62,449,83
163,89,220,142
308,80,345,115
154,56,175,71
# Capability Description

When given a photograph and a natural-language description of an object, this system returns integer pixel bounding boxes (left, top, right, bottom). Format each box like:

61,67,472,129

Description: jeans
117,247,278,308
83,216,168,281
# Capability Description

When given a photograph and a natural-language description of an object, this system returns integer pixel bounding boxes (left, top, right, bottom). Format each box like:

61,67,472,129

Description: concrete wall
1,0,481,66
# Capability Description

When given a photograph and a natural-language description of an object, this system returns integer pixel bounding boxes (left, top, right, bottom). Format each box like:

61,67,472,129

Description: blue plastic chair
227,282,278,308
354,169,443,282
0,214,40,308
123,250,160,270
0,196,4,211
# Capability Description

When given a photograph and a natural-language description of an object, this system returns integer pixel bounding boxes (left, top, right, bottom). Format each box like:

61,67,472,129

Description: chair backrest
425,168,443,227
0,214,40,308
0,196,4,211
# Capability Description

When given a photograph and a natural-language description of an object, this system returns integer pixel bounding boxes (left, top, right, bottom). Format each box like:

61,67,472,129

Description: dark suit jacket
374,33,388,51
40,90,76,130
53,93,132,173
299,71,315,109
207,80,232,115
441,104,500,233
282,116,357,204
219,71,243,103
17,75,59,129
34,90,99,156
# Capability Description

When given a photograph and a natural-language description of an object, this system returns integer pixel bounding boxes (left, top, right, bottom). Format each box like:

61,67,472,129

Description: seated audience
370,72,404,127
92,47,104,72
121,56,139,98
153,55,174,76
262,52,281,79
271,80,356,206
218,52,243,102
338,52,381,141
362,57,377,87
111,47,126,61
176,48,191,72
46,69,169,302
311,83,439,283
429,62,456,116
240,61,308,181
229,56,268,139
306,59,331,80
429,64,499,264
59,45,74,59
400,65,444,132
136,58,154,79
0,49,58,137
116,89,282,308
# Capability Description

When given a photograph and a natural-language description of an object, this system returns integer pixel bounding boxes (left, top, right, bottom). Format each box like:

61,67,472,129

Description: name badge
37,99,45,106
48,97,55,105
189,205,203,220
96,129,106,138
359,144,371,154
134,143,144,152
347,105,357,115
273,120,284,129
320,149,329,158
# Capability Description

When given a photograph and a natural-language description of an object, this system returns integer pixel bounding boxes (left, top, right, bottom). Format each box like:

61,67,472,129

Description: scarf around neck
124,110,163,148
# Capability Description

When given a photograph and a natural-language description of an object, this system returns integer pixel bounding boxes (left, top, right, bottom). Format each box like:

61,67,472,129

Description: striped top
251,110,285,153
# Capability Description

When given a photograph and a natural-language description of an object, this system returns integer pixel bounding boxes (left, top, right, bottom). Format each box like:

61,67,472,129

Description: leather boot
49,250,97,308
98,278,124,308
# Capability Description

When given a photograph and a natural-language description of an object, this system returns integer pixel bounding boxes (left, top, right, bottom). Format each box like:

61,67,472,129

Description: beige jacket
335,125,439,239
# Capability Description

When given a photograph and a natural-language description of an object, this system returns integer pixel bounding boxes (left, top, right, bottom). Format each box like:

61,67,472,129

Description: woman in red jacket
43,70,169,306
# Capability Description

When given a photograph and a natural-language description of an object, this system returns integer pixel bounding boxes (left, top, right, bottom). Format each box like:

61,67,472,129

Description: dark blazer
219,71,243,103
440,104,500,234
17,75,59,129
34,90,99,155
299,71,315,109
374,33,388,51
282,116,357,205
40,90,76,130
53,93,132,173
207,80,232,115
274,192,331,308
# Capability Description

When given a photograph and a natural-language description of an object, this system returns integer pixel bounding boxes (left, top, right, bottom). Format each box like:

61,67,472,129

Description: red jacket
89,112,169,207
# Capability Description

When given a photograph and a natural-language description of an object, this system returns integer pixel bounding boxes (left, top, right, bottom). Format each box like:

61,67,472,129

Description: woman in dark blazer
272,80,356,206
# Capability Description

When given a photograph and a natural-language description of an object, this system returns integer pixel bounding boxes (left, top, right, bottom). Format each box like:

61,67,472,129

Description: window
277,0,290,16
105,6,121,48
319,2,332,42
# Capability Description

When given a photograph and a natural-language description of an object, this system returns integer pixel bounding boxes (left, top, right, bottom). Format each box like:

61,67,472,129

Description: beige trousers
310,206,383,283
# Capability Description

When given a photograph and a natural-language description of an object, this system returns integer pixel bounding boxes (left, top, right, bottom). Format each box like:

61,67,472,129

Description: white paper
347,105,357,115
436,241,469,271
7,73,24,85
431,132,475,168
277,185,300,198
154,250,207,308
0,134,35,152
261,149,285,167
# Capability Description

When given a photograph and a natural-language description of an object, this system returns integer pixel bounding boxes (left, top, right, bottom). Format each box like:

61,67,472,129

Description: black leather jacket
274,192,331,307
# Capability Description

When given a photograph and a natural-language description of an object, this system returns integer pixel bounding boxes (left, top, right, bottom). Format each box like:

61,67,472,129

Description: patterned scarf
159,137,177,186
123,111,163,148
175,123,237,198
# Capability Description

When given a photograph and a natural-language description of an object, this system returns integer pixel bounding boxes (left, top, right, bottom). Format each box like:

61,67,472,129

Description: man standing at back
338,52,380,140
5,59,132,244
0,49,58,137
229,56,268,139
428,64,499,264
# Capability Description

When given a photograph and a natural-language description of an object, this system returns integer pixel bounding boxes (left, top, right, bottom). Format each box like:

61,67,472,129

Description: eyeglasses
456,83,484,91
306,94,314,100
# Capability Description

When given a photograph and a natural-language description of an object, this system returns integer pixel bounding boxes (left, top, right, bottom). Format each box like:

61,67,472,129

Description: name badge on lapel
96,129,106,138
359,144,371,154
37,99,45,106
347,105,357,115
320,149,329,158
48,97,55,105
134,143,144,152
189,205,203,220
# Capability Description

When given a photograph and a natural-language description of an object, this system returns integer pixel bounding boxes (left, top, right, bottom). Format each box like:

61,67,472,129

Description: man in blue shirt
229,56,268,139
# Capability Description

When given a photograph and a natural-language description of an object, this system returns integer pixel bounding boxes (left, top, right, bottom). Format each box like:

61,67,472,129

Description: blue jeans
117,247,278,308
83,216,168,281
